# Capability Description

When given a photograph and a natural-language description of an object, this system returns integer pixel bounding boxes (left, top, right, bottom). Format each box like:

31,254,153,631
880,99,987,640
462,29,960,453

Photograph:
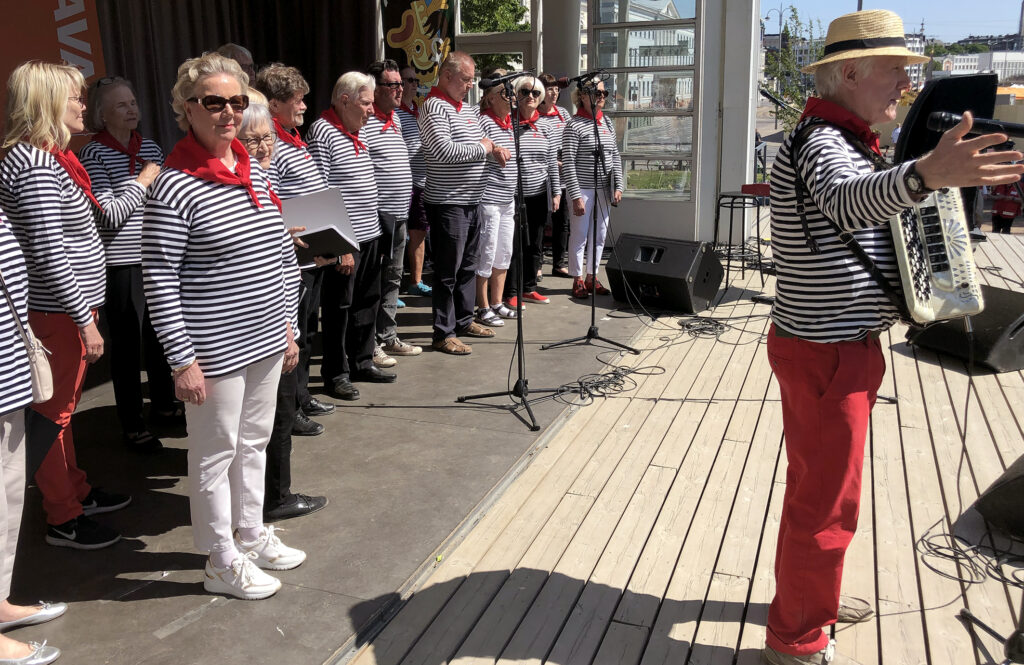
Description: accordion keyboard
890,188,984,324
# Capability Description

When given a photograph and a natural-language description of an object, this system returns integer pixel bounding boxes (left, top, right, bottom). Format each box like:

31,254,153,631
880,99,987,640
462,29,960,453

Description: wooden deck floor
336,234,1024,665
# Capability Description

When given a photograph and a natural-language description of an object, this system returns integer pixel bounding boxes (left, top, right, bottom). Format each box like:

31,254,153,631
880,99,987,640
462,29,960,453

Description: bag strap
788,120,909,316
0,267,34,354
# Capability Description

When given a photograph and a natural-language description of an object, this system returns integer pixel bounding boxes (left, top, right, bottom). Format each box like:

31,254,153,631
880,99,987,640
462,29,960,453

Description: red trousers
765,324,885,655
28,311,93,526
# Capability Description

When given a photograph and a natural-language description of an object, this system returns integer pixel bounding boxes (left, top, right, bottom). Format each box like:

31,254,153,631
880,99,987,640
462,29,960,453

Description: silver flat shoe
0,640,60,665
0,603,68,631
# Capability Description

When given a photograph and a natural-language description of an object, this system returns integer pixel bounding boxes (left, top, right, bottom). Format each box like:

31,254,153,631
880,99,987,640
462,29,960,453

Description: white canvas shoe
235,525,307,571
203,552,281,600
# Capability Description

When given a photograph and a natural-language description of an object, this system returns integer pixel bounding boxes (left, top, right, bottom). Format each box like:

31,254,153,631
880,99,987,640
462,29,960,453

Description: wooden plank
567,400,666,497
688,300,758,401
592,621,649,665
714,307,772,403
649,400,710,470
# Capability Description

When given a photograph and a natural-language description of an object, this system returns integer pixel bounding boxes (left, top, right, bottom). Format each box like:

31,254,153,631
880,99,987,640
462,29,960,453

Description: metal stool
713,187,767,290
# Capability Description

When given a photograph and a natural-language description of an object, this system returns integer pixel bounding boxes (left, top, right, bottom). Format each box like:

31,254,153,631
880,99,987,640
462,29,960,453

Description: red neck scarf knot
320,108,367,155
50,146,103,211
574,108,604,123
399,101,419,118
273,118,308,151
800,97,881,156
91,129,145,176
483,109,512,130
372,104,399,134
164,130,273,211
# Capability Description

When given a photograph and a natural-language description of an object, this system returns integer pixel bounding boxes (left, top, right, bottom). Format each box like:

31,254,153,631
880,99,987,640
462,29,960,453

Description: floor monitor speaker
606,234,723,313
906,285,1024,373
976,454,1024,539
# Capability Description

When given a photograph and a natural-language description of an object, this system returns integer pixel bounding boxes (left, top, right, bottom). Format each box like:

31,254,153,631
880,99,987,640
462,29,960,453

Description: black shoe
292,411,324,436
331,378,360,401
263,494,329,523
301,397,335,416
351,366,397,383
123,430,163,454
151,401,186,426
81,488,132,516
45,516,120,550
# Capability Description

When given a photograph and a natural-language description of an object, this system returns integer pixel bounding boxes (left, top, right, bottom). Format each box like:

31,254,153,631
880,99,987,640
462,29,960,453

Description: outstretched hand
916,111,1024,190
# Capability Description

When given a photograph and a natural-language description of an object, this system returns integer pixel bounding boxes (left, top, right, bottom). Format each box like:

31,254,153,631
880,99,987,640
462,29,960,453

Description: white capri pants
476,201,516,278
185,353,283,555
568,187,611,278
0,410,25,599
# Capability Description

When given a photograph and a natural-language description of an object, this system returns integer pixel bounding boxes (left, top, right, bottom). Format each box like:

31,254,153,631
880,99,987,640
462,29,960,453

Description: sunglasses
583,89,609,99
188,94,249,112
519,89,542,99
403,77,418,84
379,82,403,90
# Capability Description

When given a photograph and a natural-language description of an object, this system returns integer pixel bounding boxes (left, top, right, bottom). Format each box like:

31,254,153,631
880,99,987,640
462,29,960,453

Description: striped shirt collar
372,103,400,133
427,87,463,113
319,108,367,155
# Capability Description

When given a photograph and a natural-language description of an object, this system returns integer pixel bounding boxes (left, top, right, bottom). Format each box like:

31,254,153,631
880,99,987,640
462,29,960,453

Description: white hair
514,76,545,97
239,102,273,136
332,71,374,105
814,56,879,99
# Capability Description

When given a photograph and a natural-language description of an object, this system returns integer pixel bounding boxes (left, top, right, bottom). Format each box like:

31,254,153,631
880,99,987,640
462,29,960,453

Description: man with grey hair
765,9,1023,665
216,42,256,83
419,51,509,355
307,72,394,401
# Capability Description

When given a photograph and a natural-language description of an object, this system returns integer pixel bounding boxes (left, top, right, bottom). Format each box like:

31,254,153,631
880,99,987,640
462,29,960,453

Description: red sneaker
572,278,589,299
504,296,519,308
522,290,550,304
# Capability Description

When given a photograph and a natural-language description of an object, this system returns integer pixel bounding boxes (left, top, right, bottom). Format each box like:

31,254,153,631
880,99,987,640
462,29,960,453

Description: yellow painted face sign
385,0,453,90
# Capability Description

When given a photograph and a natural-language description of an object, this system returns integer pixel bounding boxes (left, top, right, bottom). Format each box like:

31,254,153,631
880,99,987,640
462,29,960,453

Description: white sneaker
383,338,422,356
235,525,307,570
203,551,281,600
373,344,397,368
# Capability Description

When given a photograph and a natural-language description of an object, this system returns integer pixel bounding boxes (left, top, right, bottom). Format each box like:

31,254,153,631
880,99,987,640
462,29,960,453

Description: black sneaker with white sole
81,488,131,516
45,516,121,550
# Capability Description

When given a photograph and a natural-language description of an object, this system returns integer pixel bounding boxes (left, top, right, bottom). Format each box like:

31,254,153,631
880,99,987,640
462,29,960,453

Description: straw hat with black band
801,9,930,74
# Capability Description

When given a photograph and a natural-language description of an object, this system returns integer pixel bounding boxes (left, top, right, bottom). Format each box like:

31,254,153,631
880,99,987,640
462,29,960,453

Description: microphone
553,70,605,88
478,71,532,90
927,112,1024,139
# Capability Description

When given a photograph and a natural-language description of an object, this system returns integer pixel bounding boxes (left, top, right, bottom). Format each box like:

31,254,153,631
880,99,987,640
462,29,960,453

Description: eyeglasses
241,134,275,149
187,94,249,112
518,89,542,99
68,95,86,105
379,82,403,90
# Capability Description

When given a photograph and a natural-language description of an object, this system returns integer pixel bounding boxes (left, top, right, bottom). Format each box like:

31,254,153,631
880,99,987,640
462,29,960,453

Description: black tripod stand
541,78,638,355
960,594,1024,664
458,74,563,432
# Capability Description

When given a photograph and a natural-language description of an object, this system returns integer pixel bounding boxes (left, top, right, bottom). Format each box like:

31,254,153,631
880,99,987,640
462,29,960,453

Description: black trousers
320,237,381,385
507,193,549,296
264,368,296,510
427,203,480,342
295,267,324,406
550,188,569,270
993,215,1016,234
102,264,174,433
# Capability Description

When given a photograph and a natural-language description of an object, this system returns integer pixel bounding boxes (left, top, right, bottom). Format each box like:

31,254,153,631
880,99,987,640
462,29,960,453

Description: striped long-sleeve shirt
561,112,624,202
0,214,33,417
306,119,381,243
770,116,919,342
517,115,560,197
480,113,517,206
537,105,570,157
268,133,326,200
397,104,426,189
364,108,412,218
142,165,300,377
0,143,105,326
78,138,164,266
420,93,488,205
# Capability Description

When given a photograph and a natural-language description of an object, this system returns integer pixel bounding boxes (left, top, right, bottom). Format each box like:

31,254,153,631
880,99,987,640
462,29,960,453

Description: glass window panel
598,0,696,23
595,27,695,69
624,158,692,199
614,115,692,155
603,71,693,112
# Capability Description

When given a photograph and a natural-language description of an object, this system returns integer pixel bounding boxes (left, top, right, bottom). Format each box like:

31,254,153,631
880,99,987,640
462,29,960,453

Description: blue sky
768,1,1021,43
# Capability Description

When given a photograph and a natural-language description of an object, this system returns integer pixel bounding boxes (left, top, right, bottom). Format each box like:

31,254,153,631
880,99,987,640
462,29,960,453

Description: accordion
890,188,985,324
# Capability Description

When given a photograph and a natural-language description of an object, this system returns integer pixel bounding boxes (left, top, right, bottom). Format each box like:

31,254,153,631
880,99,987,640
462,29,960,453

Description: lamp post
765,3,785,129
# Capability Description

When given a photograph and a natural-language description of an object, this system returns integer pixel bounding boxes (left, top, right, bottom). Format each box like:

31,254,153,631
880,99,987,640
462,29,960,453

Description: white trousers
186,354,283,554
476,201,516,277
568,187,610,278
0,410,25,600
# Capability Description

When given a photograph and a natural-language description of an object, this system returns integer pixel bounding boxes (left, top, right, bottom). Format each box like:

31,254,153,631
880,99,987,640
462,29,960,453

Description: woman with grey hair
78,76,176,453
143,52,304,600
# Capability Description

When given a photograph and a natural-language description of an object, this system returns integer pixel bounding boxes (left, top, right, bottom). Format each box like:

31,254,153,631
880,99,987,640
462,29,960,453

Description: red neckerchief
91,129,145,176
542,106,566,121
399,101,419,118
372,103,399,134
518,110,540,131
273,118,308,151
427,87,462,113
800,97,881,156
164,130,281,212
574,108,604,123
319,108,366,155
51,147,103,211
483,109,512,131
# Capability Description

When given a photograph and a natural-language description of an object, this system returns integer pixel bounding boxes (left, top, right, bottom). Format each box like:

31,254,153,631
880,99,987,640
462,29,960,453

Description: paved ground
8,274,648,665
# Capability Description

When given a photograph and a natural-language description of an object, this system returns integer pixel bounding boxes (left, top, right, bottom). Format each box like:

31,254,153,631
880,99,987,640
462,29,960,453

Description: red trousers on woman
28,311,93,526
765,324,885,655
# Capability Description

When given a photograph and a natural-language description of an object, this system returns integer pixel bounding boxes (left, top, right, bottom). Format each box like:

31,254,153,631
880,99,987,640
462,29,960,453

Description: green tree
460,0,530,72
763,7,824,132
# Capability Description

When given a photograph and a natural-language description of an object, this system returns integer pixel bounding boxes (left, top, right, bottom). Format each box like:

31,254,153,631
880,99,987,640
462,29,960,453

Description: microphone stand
542,83,639,355
457,78,563,432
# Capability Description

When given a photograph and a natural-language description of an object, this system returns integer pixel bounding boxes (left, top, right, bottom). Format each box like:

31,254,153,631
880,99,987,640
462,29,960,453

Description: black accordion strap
788,121,909,316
